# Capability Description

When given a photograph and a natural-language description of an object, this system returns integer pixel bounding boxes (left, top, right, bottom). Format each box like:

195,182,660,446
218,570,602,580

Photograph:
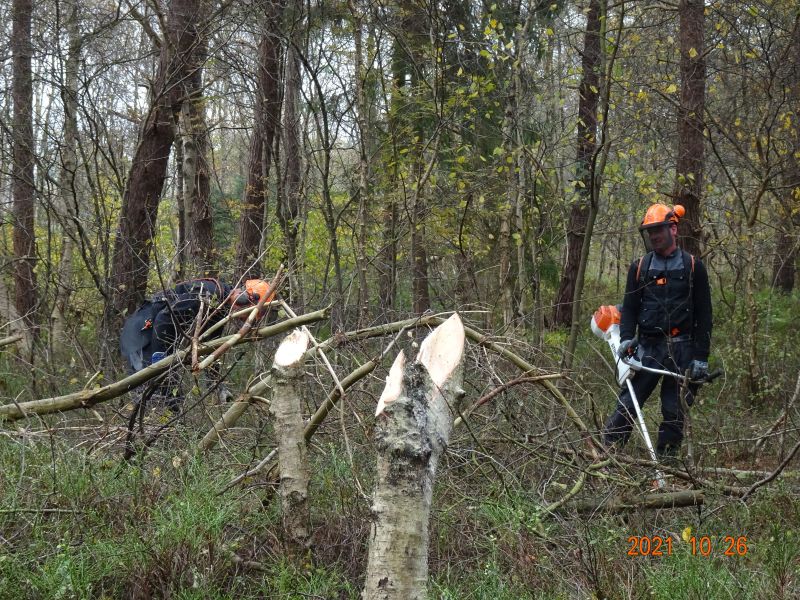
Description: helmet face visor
641,223,673,253
640,228,654,252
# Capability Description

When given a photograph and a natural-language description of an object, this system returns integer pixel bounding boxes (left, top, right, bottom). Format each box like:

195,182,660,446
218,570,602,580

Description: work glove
689,360,709,380
617,338,638,360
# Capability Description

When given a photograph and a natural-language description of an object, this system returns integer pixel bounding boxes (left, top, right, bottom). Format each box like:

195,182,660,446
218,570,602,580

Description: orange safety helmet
242,279,276,304
228,278,277,308
639,204,685,230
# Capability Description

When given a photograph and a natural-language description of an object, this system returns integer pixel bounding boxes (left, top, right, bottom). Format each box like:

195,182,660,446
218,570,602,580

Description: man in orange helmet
120,277,277,408
602,204,713,464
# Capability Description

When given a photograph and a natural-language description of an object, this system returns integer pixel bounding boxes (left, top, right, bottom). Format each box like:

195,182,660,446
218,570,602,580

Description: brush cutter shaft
622,357,722,385
625,379,666,489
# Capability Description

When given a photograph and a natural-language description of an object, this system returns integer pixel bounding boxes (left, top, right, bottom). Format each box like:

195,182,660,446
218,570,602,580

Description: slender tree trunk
674,0,706,256
553,0,602,327
377,32,407,320
103,0,205,348
174,131,186,280
499,8,532,328
278,1,304,308
408,1,430,316
11,0,37,351
411,190,430,315
351,0,371,325
499,91,516,327
772,15,800,293
51,0,81,345
772,220,798,293
236,0,285,279
181,20,214,277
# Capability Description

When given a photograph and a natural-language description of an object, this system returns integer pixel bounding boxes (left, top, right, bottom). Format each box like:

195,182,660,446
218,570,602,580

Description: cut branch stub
416,311,465,389
363,313,466,600
374,350,405,417
274,327,309,367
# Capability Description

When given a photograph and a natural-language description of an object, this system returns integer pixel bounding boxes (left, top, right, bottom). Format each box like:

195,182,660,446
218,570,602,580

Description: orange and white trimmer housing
590,305,631,386
591,303,666,489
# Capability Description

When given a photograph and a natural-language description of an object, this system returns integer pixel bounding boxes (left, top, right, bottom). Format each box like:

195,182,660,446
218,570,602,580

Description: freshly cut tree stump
363,314,465,600
269,328,311,547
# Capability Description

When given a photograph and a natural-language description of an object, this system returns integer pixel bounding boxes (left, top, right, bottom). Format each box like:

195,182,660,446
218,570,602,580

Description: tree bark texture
174,131,186,280
106,0,205,327
51,0,81,345
181,17,214,277
269,328,311,547
278,0,304,306
351,0,372,325
236,0,285,278
12,0,37,337
772,14,800,293
363,314,465,600
674,0,706,256
553,0,601,327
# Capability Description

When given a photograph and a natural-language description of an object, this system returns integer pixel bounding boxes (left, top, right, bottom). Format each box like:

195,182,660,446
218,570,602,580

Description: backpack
120,279,230,372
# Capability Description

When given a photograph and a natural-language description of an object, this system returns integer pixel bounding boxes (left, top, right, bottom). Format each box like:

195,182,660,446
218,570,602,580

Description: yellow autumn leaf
688,47,698,58
665,83,678,94
682,526,692,542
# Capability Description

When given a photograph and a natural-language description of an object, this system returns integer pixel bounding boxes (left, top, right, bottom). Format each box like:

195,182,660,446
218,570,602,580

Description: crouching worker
119,278,276,411
601,204,713,464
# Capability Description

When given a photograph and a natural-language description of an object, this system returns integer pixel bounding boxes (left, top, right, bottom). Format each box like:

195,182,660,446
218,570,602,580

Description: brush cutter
591,305,722,488
591,305,666,487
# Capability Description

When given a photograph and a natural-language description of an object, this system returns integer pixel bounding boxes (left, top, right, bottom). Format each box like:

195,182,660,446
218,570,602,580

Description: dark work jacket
619,249,713,361
120,279,232,372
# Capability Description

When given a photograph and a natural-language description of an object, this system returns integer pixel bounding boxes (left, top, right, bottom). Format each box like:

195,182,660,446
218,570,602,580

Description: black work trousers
602,337,697,455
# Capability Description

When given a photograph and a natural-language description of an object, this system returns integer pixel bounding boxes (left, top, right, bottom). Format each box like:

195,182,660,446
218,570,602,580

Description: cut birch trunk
363,313,465,600
269,328,311,547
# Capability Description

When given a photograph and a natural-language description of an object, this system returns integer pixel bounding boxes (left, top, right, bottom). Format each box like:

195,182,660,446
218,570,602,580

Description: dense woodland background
1,0,800,598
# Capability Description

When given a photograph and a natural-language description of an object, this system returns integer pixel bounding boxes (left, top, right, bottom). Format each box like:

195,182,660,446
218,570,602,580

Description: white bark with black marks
363,313,465,600
269,328,311,547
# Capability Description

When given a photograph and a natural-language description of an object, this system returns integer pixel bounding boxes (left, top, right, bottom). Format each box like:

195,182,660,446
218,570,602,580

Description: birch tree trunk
51,0,81,345
269,328,311,548
363,314,466,600
180,13,214,277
